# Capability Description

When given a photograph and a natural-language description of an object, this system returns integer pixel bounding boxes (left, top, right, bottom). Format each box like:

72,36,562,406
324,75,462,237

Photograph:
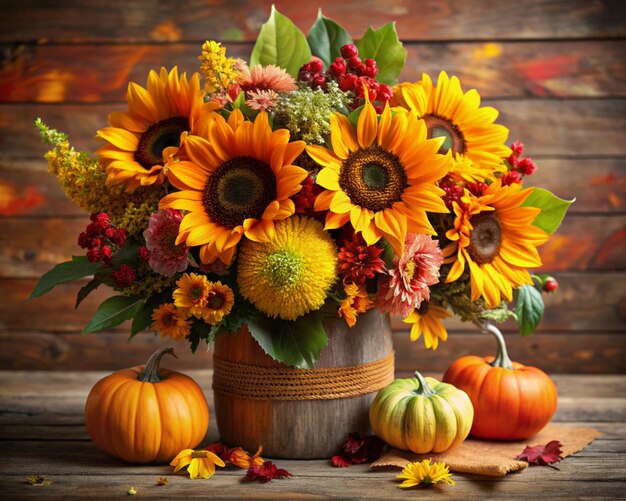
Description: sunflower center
191,450,208,459
467,212,502,264
339,146,408,212
262,249,306,288
203,156,277,229
163,313,177,326
423,114,466,155
135,117,189,169
207,291,225,309
189,286,205,302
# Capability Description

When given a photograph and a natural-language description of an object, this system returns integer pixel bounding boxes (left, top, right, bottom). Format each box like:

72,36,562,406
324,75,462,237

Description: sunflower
172,272,210,318
159,110,307,265
443,180,549,308
170,448,225,479
96,67,220,192
201,281,235,325
396,459,455,488
150,303,191,341
393,71,511,183
402,302,451,350
306,100,449,256
237,216,338,321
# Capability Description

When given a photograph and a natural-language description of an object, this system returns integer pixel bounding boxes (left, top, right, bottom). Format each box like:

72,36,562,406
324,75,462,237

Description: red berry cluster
502,140,537,186
298,44,393,111
110,264,137,289
293,175,324,221
440,177,465,211
78,213,127,264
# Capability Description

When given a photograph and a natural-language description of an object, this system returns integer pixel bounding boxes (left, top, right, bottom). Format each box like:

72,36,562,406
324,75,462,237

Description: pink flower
143,209,189,277
245,89,280,111
376,234,443,317
238,64,297,93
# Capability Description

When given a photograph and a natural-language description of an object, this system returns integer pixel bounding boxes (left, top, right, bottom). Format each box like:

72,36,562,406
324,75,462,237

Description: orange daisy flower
159,110,307,264
96,67,220,192
306,99,450,255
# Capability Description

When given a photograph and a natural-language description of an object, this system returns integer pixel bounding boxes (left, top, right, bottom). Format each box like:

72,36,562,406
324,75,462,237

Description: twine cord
213,351,395,401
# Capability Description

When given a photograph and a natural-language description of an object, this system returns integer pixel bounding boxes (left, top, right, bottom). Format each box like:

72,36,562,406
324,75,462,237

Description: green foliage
247,311,328,368
515,284,545,336
29,256,101,300
250,5,312,77
522,187,575,234
355,23,406,85
307,10,353,69
35,118,67,145
82,295,144,334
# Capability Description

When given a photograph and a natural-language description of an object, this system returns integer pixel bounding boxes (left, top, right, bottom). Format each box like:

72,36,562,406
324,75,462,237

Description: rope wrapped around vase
212,351,395,401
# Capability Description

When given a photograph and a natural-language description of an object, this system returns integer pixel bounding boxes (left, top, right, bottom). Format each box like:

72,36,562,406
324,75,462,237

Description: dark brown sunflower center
423,114,466,155
135,116,189,169
339,145,408,212
203,156,277,229
467,212,502,264
417,300,430,315
207,291,225,309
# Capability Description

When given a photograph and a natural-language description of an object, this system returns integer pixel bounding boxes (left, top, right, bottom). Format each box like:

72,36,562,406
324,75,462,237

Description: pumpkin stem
413,371,436,397
138,347,178,383
475,321,514,370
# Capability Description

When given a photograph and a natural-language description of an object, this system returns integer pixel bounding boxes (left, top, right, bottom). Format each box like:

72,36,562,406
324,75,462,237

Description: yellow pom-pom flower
237,216,338,321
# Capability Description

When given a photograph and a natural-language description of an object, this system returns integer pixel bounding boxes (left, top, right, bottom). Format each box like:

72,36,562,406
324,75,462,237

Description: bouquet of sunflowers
31,8,572,368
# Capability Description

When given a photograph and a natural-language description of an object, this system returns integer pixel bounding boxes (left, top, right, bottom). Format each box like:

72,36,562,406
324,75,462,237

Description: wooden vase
212,309,394,459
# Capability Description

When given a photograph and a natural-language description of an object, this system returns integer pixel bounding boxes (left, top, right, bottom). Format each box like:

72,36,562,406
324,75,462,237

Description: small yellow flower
151,303,190,341
200,281,235,325
396,459,455,488
402,303,452,350
170,448,226,479
173,273,210,317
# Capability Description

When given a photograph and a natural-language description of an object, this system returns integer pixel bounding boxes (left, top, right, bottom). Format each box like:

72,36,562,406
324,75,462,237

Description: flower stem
138,347,177,382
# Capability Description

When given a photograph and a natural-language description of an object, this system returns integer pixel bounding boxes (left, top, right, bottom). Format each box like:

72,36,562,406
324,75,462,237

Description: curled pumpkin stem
138,347,178,382
474,321,513,370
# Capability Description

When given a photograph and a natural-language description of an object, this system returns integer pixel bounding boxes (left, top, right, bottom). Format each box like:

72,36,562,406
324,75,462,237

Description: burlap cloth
371,423,601,477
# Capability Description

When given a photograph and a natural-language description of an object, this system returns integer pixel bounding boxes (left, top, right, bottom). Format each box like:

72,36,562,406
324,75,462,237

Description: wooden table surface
0,371,624,500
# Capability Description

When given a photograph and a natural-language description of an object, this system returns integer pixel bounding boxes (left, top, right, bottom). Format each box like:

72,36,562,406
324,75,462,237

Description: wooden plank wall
0,0,625,373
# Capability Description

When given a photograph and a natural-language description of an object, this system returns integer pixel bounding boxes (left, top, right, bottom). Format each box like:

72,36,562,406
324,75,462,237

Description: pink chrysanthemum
143,209,189,277
376,234,443,317
245,89,280,111
238,64,297,93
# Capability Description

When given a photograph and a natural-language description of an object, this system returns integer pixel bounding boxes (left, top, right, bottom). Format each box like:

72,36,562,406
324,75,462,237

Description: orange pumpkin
443,322,557,440
84,347,209,463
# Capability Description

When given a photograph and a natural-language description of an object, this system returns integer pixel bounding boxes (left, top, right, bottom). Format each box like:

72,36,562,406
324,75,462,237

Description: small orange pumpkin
443,322,557,440
84,347,209,463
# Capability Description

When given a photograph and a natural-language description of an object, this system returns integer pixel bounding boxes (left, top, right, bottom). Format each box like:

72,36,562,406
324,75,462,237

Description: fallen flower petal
156,476,168,486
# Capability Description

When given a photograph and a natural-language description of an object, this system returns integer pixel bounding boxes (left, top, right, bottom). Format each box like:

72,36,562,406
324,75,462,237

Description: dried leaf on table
516,440,563,465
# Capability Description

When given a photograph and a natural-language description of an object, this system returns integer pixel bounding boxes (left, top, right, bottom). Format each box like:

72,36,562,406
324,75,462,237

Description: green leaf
355,23,406,85
129,301,153,338
29,256,101,300
250,5,312,77
348,105,364,128
82,295,144,334
307,10,353,69
248,312,329,368
522,187,575,234
515,284,545,336
75,273,107,309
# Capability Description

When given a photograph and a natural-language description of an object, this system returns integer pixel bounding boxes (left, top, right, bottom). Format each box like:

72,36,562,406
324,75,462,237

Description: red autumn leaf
343,432,365,454
205,442,231,462
331,433,386,467
331,454,354,467
516,440,563,465
245,461,292,482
